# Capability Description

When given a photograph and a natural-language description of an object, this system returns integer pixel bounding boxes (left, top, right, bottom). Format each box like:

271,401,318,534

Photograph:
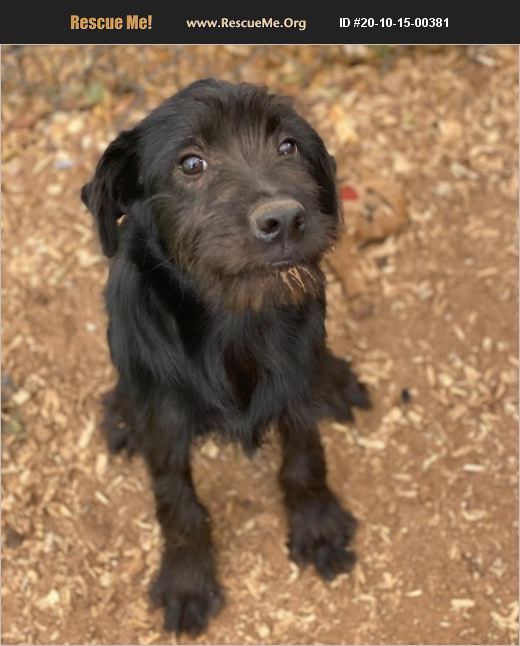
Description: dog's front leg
146,437,223,636
278,414,358,580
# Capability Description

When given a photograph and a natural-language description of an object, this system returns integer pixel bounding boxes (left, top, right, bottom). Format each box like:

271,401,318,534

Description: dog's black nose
250,199,306,242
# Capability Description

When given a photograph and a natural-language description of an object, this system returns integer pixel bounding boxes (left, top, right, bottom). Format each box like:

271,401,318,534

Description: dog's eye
180,155,208,175
278,140,298,157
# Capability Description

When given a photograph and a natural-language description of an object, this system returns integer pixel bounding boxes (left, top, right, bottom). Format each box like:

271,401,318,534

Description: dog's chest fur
193,300,325,435
107,227,325,446
223,343,258,411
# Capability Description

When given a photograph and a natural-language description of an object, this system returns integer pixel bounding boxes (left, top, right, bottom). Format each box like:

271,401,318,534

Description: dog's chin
259,258,311,273
260,248,325,273
269,259,301,269
197,261,323,312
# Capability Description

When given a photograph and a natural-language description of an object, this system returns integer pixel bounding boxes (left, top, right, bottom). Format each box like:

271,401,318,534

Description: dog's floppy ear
81,129,141,258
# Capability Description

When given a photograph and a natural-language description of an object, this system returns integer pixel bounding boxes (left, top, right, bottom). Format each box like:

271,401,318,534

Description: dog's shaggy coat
82,79,369,635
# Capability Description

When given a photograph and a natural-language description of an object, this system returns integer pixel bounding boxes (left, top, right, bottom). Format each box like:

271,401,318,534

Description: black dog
82,79,369,636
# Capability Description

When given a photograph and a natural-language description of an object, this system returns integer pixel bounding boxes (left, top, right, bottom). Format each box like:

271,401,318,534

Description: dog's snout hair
81,79,368,637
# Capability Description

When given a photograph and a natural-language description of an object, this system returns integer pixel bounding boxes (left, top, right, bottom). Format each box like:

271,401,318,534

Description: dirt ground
1,45,518,645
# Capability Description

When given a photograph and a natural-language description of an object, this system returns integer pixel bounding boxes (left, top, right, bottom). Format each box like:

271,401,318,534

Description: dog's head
82,79,341,308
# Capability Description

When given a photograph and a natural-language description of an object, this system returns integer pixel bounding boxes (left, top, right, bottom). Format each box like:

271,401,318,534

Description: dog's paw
150,559,224,636
319,353,371,423
100,387,137,456
288,495,358,581
343,369,371,411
